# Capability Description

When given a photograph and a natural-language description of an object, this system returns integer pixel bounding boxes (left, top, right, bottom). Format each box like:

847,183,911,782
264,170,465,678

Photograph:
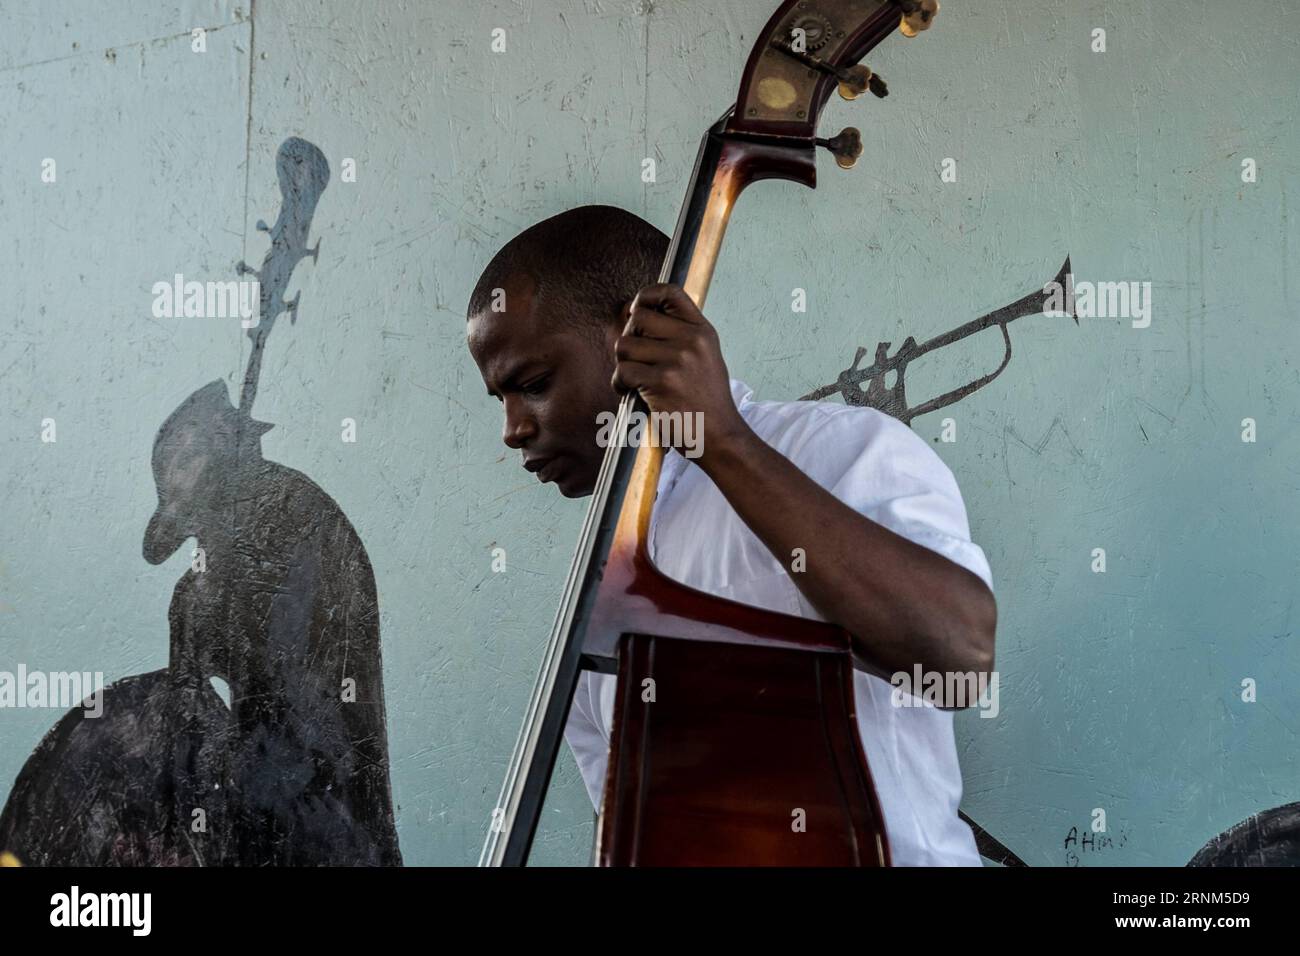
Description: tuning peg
837,64,888,101
816,127,864,169
899,0,939,37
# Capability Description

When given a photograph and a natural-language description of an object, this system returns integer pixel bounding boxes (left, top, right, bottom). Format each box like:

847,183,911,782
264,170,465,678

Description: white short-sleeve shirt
564,379,992,866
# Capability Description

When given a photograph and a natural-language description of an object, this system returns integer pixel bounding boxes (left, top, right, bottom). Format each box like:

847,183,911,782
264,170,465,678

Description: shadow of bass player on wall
0,138,402,866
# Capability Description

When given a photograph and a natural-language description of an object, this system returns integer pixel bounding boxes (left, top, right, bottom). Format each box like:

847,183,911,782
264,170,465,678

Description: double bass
482,0,941,867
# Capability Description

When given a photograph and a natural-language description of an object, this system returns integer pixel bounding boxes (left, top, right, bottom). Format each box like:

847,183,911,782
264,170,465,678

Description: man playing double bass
465,204,996,866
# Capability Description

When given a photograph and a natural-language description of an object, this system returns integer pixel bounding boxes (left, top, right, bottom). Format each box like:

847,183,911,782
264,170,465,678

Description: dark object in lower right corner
1188,802,1300,866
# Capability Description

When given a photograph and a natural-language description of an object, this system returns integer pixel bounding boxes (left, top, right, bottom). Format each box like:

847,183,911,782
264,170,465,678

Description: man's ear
604,308,626,351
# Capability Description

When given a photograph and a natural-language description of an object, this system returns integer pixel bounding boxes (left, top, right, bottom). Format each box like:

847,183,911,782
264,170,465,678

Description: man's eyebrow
485,361,543,398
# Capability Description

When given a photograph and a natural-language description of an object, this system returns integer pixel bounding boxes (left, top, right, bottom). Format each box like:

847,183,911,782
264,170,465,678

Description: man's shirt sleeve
785,404,994,593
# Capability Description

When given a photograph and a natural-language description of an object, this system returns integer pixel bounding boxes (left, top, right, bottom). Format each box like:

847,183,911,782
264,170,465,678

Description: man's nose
501,396,537,449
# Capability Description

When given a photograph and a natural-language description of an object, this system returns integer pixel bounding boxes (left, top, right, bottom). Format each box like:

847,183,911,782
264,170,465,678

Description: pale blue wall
1,0,1296,866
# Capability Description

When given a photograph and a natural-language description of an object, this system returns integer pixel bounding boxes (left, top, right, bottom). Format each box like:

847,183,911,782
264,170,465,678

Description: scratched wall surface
0,0,1296,866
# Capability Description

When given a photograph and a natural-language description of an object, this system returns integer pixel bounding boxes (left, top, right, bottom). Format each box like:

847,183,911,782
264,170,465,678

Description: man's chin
557,476,594,499
553,464,597,498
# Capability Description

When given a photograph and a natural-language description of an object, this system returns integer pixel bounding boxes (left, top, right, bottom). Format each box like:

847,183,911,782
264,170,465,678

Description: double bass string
479,390,639,864
481,108,719,865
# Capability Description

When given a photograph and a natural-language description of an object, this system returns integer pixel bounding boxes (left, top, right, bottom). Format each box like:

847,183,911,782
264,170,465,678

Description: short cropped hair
466,205,669,340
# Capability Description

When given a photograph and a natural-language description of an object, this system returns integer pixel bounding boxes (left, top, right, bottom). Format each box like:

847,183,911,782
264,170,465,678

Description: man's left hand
611,283,749,463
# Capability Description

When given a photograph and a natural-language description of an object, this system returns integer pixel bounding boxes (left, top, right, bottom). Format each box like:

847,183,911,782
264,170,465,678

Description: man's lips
523,455,561,480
